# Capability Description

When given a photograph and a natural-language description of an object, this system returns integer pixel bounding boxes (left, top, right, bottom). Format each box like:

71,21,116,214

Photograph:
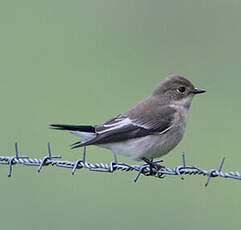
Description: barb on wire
0,142,241,186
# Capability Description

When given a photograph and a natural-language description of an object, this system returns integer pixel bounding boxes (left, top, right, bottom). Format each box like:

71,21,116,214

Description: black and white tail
50,124,97,147
50,124,95,132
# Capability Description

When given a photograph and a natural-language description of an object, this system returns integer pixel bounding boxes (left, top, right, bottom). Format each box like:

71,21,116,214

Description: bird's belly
98,126,185,161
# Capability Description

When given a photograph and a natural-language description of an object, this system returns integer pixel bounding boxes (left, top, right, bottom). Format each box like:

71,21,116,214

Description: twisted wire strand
0,142,241,186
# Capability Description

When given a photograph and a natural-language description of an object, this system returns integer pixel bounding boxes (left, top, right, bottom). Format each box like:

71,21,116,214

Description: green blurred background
0,0,241,229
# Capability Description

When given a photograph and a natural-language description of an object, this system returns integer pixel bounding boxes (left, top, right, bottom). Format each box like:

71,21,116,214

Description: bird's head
152,75,206,109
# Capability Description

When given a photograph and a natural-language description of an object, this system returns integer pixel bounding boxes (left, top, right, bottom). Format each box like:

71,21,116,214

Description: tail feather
71,141,83,149
50,124,97,149
50,124,96,133
71,140,94,149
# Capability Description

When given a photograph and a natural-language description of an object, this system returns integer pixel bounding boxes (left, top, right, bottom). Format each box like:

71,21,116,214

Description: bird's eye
177,87,186,93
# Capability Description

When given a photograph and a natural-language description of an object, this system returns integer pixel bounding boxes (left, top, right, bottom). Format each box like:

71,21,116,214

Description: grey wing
71,106,176,148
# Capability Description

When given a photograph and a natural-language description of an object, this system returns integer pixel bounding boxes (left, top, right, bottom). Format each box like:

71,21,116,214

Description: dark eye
177,87,186,93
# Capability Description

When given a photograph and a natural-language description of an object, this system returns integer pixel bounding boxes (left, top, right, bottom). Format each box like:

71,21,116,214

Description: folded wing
71,105,176,149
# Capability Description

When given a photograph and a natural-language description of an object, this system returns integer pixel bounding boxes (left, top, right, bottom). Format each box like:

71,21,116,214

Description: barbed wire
0,142,241,186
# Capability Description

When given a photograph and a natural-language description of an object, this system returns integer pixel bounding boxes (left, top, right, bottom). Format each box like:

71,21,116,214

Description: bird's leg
82,146,86,162
113,152,118,164
149,158,154,175
142,157,164,174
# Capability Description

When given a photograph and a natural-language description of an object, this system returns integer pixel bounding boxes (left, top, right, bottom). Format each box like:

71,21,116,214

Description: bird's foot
134,158,165,182
142,157,165,175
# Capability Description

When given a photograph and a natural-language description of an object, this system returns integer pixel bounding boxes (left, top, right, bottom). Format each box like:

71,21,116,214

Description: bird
50,75,206,168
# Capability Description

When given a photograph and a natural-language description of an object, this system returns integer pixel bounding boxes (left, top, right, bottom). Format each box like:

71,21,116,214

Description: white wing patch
130,118,153,129
98,118,132,134
158,125,172,134
97,115,173,136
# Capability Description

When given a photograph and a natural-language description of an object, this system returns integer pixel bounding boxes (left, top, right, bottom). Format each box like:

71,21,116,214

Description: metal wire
0,142,241,186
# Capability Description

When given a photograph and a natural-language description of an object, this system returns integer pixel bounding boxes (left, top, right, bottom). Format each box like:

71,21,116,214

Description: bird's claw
142,157,165,175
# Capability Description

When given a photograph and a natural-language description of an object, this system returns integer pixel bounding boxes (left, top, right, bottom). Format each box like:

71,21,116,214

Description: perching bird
51,75,205,168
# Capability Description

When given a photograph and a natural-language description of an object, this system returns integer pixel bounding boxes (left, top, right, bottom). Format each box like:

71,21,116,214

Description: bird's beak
191,88,207,94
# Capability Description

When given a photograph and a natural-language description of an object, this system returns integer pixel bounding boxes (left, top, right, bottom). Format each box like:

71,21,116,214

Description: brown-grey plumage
51,75,206,161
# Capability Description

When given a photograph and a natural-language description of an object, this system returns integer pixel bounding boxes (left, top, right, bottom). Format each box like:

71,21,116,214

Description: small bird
51,75,206,168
